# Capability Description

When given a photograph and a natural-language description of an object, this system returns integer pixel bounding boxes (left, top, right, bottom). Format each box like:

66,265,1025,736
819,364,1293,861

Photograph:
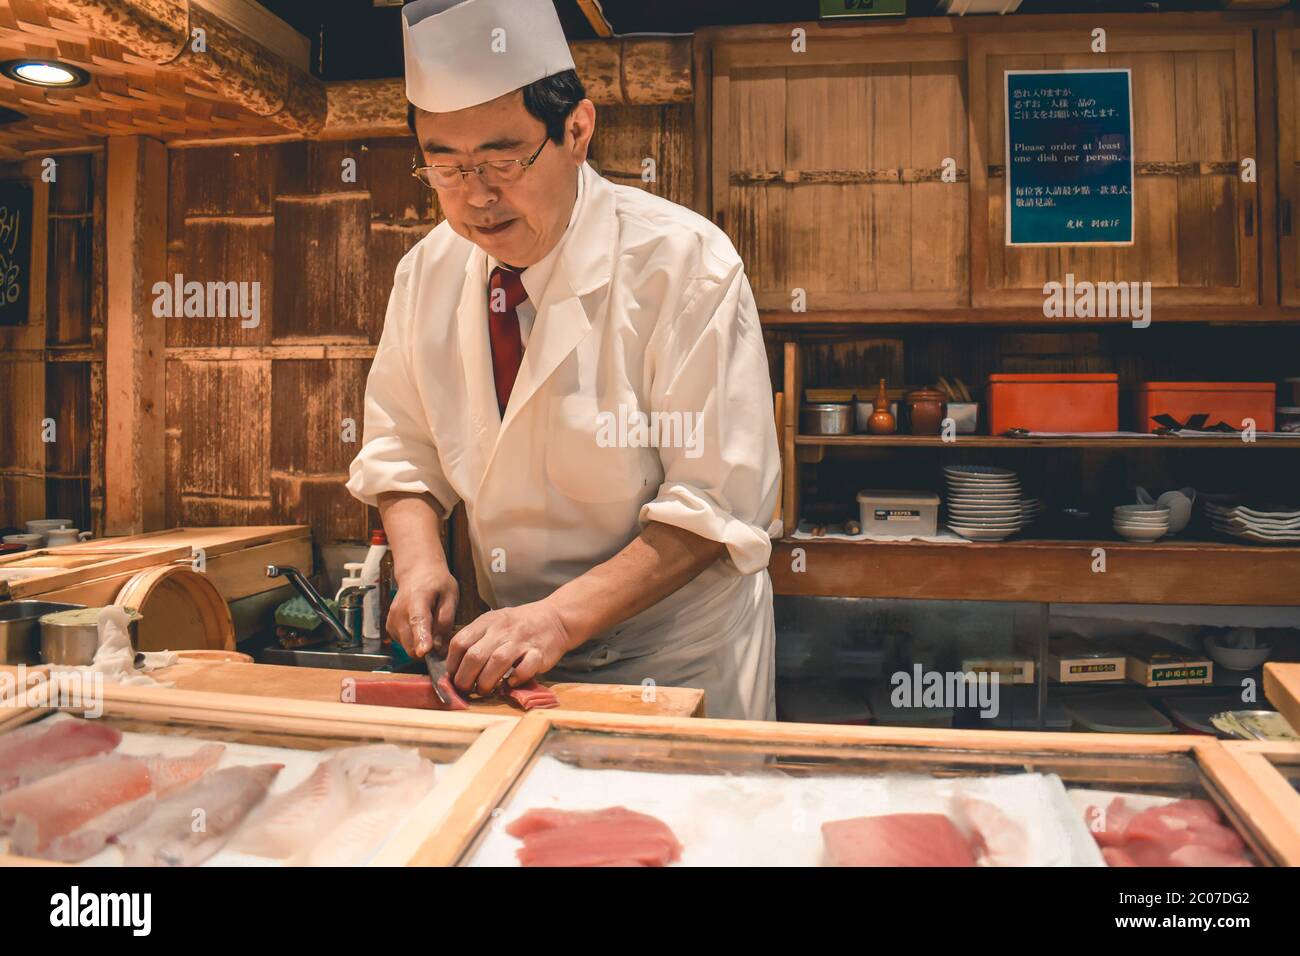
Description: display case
1222,741,1300,866
427,711,1295,867
0,683,514,866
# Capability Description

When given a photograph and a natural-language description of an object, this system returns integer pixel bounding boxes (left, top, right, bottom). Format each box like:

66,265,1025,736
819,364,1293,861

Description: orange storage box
1132,382,1276,433
986,373,1119,434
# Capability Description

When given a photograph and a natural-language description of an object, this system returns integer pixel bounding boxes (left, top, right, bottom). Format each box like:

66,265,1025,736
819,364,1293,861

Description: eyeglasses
412,136,549,190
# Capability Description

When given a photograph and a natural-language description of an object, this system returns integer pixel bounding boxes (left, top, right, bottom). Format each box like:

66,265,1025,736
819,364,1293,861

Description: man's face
414,91,592,267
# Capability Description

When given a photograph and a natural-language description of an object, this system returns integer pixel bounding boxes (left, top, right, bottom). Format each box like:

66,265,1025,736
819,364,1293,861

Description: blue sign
1005,69,1134,246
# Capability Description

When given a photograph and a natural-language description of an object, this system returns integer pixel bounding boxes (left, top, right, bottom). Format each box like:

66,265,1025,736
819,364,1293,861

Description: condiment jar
906,388,947,436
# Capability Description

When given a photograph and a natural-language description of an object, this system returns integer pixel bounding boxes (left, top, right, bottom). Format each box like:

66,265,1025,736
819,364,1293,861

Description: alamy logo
595,404,703,459
1042,272,1151,328
49,886,151,936
890,665,1000,719
152,273,261,328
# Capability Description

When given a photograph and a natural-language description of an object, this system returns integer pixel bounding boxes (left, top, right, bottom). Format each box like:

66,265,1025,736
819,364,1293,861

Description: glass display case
432,711,1293,867
0,683,513,866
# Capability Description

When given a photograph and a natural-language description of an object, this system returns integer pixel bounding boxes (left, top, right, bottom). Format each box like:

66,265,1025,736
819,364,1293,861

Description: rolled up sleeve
638,248,780,575
346,263,459,513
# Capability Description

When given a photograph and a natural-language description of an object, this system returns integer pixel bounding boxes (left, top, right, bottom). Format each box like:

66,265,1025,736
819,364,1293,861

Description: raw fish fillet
1087,797,1141,847
116,763,283,867
821,814,977,867
348,675,468,711
1,743,223,860
502,679,559,711
506,806,682,867
229,758,351,858
953,795,1030,867
0,718,122,790
1085,797,1254,867
290,759,435,866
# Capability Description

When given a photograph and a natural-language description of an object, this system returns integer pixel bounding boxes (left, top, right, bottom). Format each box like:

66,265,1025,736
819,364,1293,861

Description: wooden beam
105,136,167,536
575,0,614,39
320,37,694,140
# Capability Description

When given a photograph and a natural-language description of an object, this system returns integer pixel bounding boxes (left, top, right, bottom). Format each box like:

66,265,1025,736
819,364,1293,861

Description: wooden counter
147,660,706,718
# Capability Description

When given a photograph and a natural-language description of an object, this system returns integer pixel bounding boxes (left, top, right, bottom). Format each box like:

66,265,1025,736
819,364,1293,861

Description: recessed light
0,59,90,88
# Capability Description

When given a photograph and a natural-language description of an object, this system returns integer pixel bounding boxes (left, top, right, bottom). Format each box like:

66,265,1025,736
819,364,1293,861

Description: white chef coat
346,160,780,720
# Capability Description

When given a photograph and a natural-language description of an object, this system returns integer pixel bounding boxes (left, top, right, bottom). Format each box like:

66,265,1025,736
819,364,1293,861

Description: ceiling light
0,59,90,88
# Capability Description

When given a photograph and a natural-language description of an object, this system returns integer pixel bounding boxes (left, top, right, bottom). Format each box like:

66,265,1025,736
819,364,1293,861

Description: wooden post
105,137,167,535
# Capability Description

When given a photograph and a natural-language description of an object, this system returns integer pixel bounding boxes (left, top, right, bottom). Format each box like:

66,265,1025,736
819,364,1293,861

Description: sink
258,639,400,672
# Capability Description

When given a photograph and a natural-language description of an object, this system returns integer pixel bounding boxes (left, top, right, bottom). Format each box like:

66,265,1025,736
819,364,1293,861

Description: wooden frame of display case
418,709,1293,867
0,684,517,867
1264,662,1300,732
1221,740,1300,866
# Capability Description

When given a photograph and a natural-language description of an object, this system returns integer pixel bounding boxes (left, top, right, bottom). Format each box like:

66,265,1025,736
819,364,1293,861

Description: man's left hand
445,601,577,695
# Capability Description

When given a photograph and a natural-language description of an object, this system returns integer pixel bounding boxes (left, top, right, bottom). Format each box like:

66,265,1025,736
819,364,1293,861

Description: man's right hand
386,564,459,659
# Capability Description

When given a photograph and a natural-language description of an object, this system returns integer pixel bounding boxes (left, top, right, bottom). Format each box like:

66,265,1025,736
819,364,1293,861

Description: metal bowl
39,608,142,666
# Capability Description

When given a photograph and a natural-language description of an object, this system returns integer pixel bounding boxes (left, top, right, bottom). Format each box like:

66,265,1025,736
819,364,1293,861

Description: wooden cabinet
706,32,970,312
1274,29,1300,306
970,26,1260,309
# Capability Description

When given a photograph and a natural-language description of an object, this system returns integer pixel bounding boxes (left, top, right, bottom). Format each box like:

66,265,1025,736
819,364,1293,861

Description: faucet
266,564,373,649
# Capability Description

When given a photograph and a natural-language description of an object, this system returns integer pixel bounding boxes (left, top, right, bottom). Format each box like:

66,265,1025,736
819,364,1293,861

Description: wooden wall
0,152,104,535
160,104,693,553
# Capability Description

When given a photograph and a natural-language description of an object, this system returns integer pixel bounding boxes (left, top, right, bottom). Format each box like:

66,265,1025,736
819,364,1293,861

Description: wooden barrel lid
114,566,236,652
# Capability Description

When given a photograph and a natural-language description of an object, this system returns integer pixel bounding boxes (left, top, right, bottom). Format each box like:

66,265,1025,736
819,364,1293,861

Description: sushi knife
425,650,452,706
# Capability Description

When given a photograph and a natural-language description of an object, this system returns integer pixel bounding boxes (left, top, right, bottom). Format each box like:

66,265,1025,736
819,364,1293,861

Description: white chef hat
402,0,576,114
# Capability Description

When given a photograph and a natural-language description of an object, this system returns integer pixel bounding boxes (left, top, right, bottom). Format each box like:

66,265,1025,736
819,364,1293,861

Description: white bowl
948,526,1018,541
1204,637,1272,671
1113,515,1171,526
1114,525,1167,541
1114,504,1170,517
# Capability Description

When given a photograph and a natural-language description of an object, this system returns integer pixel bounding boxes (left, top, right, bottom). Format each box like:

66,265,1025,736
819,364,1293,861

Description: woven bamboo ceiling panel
0,0,318,158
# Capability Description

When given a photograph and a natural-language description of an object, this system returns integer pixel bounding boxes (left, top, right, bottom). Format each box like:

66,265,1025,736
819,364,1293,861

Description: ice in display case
429,712,1297,867
0,683,514,866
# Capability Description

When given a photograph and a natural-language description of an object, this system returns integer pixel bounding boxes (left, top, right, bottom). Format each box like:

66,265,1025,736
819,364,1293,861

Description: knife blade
425,651,451,706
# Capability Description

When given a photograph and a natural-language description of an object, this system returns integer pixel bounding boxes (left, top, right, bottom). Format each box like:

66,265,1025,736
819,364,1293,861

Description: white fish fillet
228,756,351,858
291,760,436,866
116,763,283,867
21,794,157,863
231,744,437,863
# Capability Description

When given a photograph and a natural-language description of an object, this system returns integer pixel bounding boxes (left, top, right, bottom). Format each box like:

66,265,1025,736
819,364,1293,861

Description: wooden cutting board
149,661,706,717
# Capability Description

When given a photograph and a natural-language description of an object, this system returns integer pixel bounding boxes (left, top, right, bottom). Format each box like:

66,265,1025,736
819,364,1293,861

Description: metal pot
39,608,142,666
800,403,853,436
0,601,85,664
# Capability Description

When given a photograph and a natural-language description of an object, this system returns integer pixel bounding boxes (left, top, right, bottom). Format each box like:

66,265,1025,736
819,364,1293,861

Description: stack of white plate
1205,501,1300,544
1113,504,1170,541
1020,497,1045,528
944,465,1023,541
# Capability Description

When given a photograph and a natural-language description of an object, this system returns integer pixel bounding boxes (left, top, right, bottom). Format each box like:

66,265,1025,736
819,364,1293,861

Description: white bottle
336,562,365,602
359,530,388,641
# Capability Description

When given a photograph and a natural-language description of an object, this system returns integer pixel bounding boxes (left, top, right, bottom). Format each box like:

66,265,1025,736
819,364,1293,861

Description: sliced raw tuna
822,813,977,867
506,806,682,867
502,679,559,711
347,675,469,711
1088,797,1141,848
1085,796,1254,867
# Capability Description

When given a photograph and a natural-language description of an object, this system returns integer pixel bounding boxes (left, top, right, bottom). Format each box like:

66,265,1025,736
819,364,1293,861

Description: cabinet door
1276,29,1300,306
970,28,1259,308
710,35,969,313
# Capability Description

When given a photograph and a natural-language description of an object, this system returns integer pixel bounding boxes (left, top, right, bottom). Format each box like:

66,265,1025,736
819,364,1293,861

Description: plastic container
1132,381,1276,433
986,373,1119,434
360,530,388,641
856,490,940,538
335,562,365,601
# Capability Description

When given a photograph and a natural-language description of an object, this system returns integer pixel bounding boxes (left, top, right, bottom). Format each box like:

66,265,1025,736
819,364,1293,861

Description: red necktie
487,266,527,416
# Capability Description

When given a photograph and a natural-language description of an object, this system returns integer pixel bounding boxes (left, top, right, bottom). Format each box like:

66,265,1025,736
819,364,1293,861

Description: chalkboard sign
1004,69,1134,247
0,179,32,326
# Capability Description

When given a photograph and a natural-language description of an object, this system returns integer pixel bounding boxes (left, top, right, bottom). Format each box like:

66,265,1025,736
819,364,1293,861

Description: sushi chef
345,0,780,720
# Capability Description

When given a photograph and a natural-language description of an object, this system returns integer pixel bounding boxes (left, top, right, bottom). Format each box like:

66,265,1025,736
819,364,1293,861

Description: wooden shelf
795,434,1300,449
769,536,1300,606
